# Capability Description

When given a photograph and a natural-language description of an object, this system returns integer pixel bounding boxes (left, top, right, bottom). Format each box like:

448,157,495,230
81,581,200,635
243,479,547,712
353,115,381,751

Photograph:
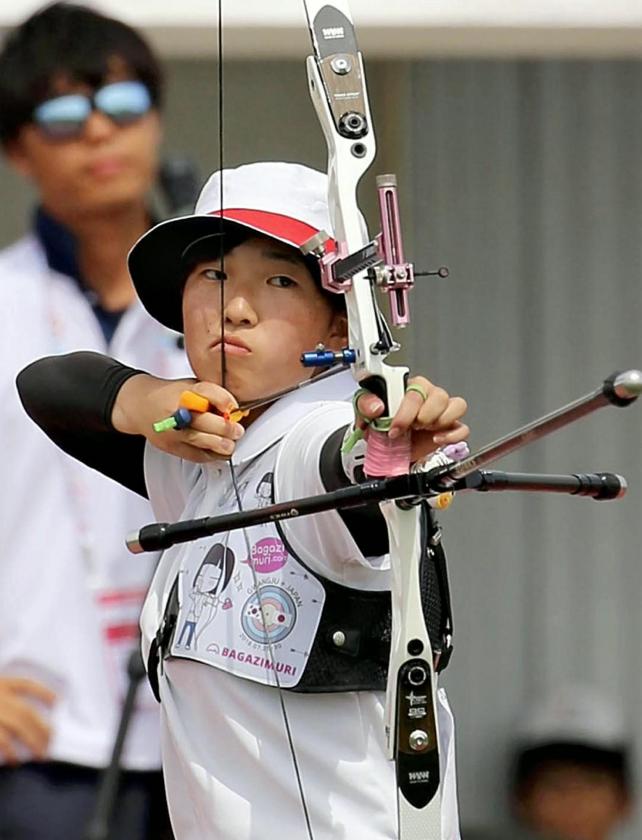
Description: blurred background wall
2,4,642,837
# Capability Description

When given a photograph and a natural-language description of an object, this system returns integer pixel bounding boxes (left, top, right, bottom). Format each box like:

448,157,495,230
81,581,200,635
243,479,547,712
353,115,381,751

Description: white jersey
141,372,461,839
0,234,189,770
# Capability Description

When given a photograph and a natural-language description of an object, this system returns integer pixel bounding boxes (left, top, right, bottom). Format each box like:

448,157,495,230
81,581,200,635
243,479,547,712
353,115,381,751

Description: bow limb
305,0,406,410
303,3,444,837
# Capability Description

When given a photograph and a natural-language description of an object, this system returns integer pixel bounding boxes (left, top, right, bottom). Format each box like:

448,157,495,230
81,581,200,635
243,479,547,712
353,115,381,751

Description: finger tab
179,390,210,413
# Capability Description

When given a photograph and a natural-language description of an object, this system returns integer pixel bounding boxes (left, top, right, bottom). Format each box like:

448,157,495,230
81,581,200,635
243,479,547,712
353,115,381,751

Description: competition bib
169,464,325,689
171,527,325,688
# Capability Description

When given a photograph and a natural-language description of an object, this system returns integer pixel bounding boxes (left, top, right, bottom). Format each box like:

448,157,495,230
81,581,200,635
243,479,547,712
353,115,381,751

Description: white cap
515,684,628,751
128,161,336,332
193,161,334,247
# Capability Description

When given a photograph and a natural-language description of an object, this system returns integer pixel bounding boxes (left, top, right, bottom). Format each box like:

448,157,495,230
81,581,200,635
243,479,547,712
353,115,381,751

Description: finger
390,383,449,438
412,387,452,429
7,678,56,705
189,381,240,414
409,423,470,462
0,702,51,758
187,411,245,441
386,375,433,437
355,391,386,422
388,391,424,437
167,443,225,464
431,421,470,447
0,731,18,765
180,429,237,458
415,396,468,432
406,375,432,395
13,716,50,759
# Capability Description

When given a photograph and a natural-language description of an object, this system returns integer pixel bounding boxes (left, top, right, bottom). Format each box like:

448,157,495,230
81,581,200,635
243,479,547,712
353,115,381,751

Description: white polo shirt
141,372,461,839
0,234,189,770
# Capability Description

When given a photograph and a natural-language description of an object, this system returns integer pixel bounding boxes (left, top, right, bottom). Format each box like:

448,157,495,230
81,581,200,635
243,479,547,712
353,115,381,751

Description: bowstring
216,3,314,836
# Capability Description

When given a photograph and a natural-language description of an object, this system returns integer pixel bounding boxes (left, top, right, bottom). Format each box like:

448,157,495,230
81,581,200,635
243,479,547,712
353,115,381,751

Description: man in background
509,684,633,840
0,3,188,837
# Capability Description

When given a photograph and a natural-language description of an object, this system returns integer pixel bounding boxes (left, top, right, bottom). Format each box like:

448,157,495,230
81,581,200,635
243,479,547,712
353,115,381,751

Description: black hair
0,2,163,145
193,543,235,595
511,742,632,800
180,225,347,313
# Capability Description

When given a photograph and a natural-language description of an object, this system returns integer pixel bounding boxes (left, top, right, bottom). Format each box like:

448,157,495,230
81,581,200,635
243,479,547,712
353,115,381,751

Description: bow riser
383,502,442,837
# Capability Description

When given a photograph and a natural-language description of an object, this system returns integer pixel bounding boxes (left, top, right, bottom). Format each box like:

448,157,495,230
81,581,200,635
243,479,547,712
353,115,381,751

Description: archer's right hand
112,375,245,463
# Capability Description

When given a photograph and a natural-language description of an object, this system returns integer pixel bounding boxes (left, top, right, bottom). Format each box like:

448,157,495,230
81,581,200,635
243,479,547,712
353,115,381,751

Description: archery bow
300,3,444,836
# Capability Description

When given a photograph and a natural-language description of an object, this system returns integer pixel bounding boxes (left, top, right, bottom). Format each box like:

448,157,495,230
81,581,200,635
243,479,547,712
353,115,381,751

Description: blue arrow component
173,407,193,429
153,406,193,433
301,347,356,368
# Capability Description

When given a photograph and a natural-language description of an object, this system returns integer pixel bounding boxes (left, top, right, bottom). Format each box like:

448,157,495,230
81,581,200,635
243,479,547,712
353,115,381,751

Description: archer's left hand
355,376,469,463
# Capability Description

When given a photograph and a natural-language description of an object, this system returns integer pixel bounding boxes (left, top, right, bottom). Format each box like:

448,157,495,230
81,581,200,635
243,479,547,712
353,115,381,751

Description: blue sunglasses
33,80,152,140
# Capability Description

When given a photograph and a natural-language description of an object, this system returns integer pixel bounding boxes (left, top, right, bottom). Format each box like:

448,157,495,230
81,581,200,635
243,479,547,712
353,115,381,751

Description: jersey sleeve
16,351,148,496
143,443,201,523
274,402,390,590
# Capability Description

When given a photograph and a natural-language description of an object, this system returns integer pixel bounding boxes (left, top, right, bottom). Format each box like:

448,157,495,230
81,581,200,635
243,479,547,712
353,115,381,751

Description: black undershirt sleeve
16,351,148,497
17,352,389,545
319,425,390,556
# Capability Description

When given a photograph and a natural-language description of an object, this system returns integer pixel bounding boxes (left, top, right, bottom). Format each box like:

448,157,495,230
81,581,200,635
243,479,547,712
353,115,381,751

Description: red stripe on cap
209,208,336,250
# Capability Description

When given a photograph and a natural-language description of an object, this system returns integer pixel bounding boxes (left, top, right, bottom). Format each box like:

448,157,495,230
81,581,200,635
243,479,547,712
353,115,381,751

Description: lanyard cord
215,4,314,835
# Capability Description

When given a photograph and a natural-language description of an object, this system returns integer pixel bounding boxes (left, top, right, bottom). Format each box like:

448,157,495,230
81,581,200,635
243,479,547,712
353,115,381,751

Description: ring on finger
405,383,428,401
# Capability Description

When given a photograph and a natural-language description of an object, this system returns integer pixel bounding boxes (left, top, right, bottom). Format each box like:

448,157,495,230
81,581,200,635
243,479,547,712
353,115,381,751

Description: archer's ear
328,312,348,348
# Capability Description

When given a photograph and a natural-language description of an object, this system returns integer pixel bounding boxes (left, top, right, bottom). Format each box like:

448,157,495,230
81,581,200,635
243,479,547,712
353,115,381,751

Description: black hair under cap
512,742,632,797
180,231,246,274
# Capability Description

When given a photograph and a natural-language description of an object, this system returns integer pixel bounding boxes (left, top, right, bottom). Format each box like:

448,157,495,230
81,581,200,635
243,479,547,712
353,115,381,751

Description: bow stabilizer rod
432,370,642,489
127,370,640,552
126,468,627,554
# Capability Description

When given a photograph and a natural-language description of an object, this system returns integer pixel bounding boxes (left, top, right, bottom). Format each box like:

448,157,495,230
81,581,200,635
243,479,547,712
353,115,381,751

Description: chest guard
148,499,453,700
280,504,453,693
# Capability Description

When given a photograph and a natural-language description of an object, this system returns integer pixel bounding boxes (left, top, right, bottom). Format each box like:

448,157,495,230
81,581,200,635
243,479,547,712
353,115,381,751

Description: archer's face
5,58,161,224
182,235,347,404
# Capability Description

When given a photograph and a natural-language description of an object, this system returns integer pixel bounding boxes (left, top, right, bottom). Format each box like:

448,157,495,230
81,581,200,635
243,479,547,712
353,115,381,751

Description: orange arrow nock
178,391,249,424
